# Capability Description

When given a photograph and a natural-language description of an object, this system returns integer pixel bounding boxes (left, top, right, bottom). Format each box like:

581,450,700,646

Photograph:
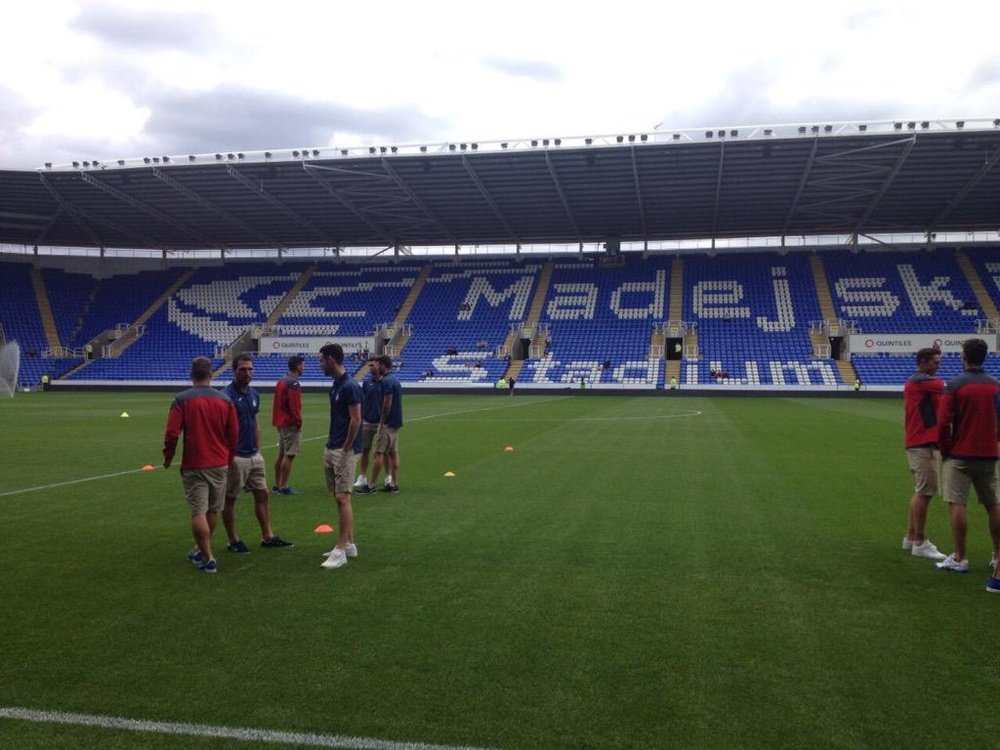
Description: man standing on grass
272,354,304,495
319,343,362,569
933,339,1000,590
371,354,403,493
902,347,947,560
163,356,238,574
353,360,383,495
221,354,294,555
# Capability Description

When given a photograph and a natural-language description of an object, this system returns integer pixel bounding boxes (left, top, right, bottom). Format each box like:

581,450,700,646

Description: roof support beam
302,164,394,243
852,136,916,235
379,159,458,245
544,151,581,242
629,147,648,238
152,168,282,249
462,155,520,245
38,174,105,250
931,144,1000,229
782,139,820,237
79,171,219,248
711,142,725,239
225,164,328,243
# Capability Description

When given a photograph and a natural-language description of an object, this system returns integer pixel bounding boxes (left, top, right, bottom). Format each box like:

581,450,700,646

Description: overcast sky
2,0,998,168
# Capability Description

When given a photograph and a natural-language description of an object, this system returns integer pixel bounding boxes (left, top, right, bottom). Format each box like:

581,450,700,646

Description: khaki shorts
906,447,940,497
375,426,400,454
361,422,379,453
943,458,999,506
324,448,358,495
182,466,228,516
226,453,268,497
277,426,302,456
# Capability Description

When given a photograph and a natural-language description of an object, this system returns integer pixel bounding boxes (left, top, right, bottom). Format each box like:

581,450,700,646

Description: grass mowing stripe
0,708,494,750
0,468,151,498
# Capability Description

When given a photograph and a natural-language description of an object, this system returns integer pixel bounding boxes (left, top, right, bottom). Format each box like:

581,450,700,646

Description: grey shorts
226,453,268,497
943,458,999,507
277,426,302,456
182,466,228,516
361,422,379,453
375,426,400,454
906,447,940,497
324,448,358,495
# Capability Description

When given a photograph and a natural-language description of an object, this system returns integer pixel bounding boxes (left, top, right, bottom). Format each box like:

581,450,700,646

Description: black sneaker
227,540,250,554
354,485,377,494
261,536,294,548
271,485,281,492
383,484,400,493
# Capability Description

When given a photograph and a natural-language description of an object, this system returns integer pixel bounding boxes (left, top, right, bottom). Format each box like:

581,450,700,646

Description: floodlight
798,126,806,134
628,135,635,142
811,126,819,134
730,129,738,137
236,153,244,159
162,156,170,162
994,118,1000,127
639,135,646,142
858,124,867,132
584,138,592,145
82,161,90,167
312,149,319,156
342,149,350,155
920,121,929,129
763,129,772,136
718,129,725,137
45,162,52,168
893,122,902,130
907,122,916,129
215,153,223,160
293,150,301,157
142,157,150,164
705,131,713,138
227,153,235,159
542,139,549,146
615,136,623,143
672,133,681,140
956,121,965,129
390,146,398,153
152,157,160,163
501,142,509,148
449,144,456,151
369,147,376,154
187,155,196,162
823,125,832,133
531,140,538,147
470,143,478,150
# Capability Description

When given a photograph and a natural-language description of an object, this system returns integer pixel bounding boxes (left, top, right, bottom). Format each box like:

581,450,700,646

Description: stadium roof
1,118,999,254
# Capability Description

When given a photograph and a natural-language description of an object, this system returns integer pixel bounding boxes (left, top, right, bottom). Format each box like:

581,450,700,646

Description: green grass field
2,391,999,749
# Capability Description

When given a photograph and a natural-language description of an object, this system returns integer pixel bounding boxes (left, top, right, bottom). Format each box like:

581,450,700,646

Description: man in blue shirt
319,343,363,570
353,361,383,494
221,354,293,553
371,354,404,493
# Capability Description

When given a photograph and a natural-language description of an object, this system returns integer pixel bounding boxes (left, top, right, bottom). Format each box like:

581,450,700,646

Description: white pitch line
1,395,572,499
0,707,493,750
0,468,148,498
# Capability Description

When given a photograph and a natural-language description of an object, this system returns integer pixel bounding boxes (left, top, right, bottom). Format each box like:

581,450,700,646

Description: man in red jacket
902,347,947,560
271,354,305,495
934,339,1000,587
163,356,238,573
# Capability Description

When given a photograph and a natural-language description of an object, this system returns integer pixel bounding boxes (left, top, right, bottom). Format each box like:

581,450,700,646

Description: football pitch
2,391,998,749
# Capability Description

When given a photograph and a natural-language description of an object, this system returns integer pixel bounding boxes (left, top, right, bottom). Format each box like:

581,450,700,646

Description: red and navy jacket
272,373,303,429
937,368,1000,460
904,372,944,448
163,386,238,470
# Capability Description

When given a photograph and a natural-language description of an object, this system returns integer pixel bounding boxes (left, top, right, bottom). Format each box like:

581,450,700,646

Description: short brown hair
916,347,940,365
319,343,344,365
376,354,393,370
190,356,213,381
963,338,988,367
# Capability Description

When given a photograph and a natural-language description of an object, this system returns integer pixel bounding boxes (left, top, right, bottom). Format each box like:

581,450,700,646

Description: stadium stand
6,247,1000,390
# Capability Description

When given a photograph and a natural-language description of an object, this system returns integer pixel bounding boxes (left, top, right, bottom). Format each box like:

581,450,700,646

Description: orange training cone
141,464,155,471
504,445,514,452
314,524,334,533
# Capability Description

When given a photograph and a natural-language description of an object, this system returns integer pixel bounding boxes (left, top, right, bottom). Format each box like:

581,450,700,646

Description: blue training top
361,374,382,423
327,372,363,452
221,381,260,457
380,373,403,428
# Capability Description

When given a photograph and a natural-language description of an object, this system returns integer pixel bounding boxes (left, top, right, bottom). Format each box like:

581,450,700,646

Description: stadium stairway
809,253,852,383
382,263,432,361
30,266,62,350
662,258,684,387
956,250,1000,320
505,260,553,378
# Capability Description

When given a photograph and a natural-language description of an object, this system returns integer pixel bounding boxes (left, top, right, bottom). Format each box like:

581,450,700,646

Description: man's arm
380,392,393,427
163,403,182,468
344,402,361,451
937,391,954,457
290,383,303,428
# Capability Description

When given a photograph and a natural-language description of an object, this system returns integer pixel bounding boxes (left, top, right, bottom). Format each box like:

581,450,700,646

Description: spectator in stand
272,354,305,495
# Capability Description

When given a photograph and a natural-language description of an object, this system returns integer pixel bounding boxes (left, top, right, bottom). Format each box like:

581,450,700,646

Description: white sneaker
935,553,969,573
384,475,393,488
902,537,913,551
321,548,348,569
345,542,358,558
353,475,366,488
911,540,947,561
